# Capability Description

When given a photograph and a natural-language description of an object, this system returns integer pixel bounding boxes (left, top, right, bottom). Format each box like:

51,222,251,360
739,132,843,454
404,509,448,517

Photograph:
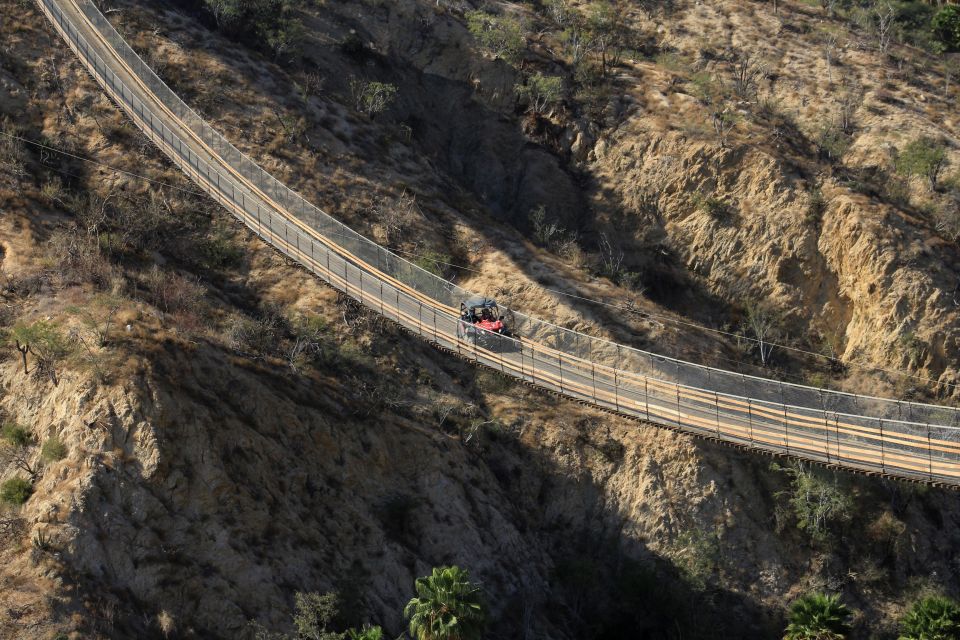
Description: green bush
896,137,949,191
900,595,960,640
203,0,305,59
694,194,734,221
689,70,720,105
816,124,851,163
773,462,853,544
673,528,721,590
41,436,67,463
228,313,283,357
784,592,852,639
6,320,71,385
349,79,398,118
529,205,565,248
411,250,452,277
0,477,32,506
293,592,340,640
899,331,928,369
891,1,940,51
466,10,525,62
201,227,243,270
515,73,564,114
654,51,687,73
1,423,32,447
933,6,960,51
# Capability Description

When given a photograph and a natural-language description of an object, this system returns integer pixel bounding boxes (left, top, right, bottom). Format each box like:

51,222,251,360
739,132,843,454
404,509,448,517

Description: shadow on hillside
466,416,778,640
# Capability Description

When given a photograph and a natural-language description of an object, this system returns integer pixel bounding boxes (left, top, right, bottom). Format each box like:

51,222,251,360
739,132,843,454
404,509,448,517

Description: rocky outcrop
593,127,960,395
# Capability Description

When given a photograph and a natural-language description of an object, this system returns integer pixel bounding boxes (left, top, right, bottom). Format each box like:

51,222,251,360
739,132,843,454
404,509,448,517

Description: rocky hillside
2,0,960,638
93,0,960,402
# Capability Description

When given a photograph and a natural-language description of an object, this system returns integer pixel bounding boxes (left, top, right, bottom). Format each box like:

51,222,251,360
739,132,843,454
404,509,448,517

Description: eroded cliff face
593,130,960,395
581,2,960,396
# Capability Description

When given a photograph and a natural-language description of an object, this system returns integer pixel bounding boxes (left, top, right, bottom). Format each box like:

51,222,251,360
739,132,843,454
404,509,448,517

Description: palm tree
346,625,383,640
784,592,852,640
899,595,960,640
404,566,485,640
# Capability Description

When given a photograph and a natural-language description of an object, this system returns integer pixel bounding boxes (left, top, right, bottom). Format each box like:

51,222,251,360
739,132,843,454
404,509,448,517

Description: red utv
456,296,513,346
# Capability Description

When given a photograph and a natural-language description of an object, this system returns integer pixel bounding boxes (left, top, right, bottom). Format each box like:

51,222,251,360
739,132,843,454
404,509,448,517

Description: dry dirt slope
1,0,960,638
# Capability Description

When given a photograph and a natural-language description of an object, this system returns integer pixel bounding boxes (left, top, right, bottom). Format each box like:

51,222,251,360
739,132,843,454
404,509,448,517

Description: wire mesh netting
42,0,960,484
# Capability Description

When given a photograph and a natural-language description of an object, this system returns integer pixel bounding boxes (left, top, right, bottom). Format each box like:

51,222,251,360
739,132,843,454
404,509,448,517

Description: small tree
899,595,960,640
935,201,960,242
8,323,35,374
1,423,38,480
837,90,859,135
933,6,960,52
712,107,738,149
546,0,571,27
529,205,561,247
896,137,948,191
204,0,242,30
373,190,421,247
585,1,626,77
515,73,564,114
732,54,766,100
873,1,897,58
560,19,591,67
5,320,70,385
824,34,838,83
466,10,525,63
69,293,124,349
144,267,205,316
784,593,852,640
349,79,398,118
0,119,26,179
744,302,781,366
597,232,626,280
404,566,486,640
816,124,850,163
267,16,305,62
774,462,853,544
292,592,341,640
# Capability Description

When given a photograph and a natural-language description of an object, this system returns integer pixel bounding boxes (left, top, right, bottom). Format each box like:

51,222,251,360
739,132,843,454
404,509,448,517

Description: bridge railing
39,0,960,484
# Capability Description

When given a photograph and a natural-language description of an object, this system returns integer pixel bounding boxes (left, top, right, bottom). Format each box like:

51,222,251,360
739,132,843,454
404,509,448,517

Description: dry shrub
2,271,50,298
865,510,907,556
369,189,422,247
47,229,118,289
142,266,205,315
227,313,283,357
934,200,960,242
0,131,26,183
142,267,207,335
74,190,173,256
156,610,176,638
0,515,26,546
